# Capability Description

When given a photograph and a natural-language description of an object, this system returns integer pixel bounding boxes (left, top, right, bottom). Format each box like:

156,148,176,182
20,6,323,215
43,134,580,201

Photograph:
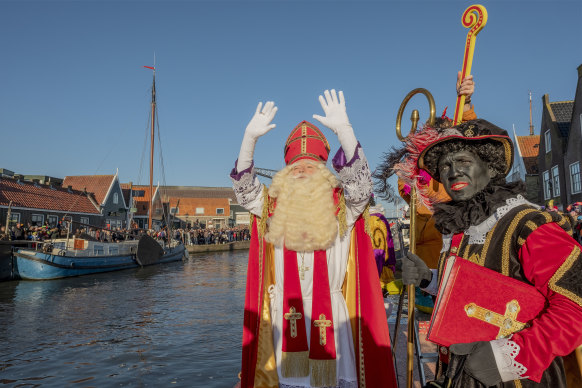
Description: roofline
101,174,117,207
0,205,100,216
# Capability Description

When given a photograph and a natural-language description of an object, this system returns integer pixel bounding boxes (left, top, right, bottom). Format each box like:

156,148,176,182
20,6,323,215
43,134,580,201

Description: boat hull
14,245,186,280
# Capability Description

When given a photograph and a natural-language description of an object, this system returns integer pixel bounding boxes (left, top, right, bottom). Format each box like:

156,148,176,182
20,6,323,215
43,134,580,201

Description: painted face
290,159,318,179
438,149,493,201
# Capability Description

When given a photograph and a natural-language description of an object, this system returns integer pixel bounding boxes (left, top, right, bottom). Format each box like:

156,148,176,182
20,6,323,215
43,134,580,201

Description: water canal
0,250,247,387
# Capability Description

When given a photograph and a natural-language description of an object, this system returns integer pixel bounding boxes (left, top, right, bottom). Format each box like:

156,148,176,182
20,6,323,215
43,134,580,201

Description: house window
47,215,58,227
196,207,204,215
551,166,560,197
9,212,20,225
170,207,179,215
113,193,119,204
571,162,581,194
543,170,551,200
31,214,44,226
216,208,224,215
80,217,89,226
544,130,551,153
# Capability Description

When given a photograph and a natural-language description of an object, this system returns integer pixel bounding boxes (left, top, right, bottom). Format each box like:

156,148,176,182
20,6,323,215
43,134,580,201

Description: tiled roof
0,178,100,214
62,175,115,205
516,135,540,158
549,101,573,138
166,196,231,217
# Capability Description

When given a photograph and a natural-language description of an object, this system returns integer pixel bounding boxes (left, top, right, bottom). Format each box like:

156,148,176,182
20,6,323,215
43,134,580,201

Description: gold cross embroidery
464,299,527,338
284,307,303,338
313,314,332,345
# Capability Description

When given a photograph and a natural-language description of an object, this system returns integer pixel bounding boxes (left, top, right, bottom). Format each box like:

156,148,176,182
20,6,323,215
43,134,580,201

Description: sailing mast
143,65,156,230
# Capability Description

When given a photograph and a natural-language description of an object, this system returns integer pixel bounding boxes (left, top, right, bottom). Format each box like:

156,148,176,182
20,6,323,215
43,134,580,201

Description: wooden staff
453,4,488,125
395,88,435,388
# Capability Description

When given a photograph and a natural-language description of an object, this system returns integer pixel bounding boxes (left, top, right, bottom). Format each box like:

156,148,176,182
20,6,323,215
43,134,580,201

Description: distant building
158,186,241,229
563,65,582,205
0,176,101,229
508,128,540,203
62,173,128,229
129,184,165,230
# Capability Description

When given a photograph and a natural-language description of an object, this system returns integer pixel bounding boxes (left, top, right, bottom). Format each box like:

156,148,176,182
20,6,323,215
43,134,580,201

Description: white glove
312,89,358,160
237,101,278,172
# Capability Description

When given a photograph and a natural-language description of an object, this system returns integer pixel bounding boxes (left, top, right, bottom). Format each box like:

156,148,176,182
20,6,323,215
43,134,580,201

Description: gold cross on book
284,307,303,338
313,314,332,345
464,299,527,338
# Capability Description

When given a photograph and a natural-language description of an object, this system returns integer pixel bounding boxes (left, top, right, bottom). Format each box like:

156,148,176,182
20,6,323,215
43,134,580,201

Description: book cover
426,256,546,347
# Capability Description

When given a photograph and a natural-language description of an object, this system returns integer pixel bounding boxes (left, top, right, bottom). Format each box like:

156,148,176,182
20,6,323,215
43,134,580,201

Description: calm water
0,250,247,387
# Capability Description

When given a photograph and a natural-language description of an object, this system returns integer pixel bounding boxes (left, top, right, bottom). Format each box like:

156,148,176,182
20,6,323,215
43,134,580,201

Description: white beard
266,162,339,252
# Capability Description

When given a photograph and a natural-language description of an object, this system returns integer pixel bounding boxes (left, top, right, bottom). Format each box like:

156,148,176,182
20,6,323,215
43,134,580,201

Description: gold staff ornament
453,4,488,125
395,88,436,388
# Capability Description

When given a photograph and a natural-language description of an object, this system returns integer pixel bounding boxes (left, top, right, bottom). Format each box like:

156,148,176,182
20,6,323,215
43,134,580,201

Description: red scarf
282,248,337,387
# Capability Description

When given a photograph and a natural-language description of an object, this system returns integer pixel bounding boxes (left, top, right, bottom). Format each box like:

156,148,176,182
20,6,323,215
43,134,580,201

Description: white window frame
551,165,560,197
195,207,204,215
545,130,551,153
170,207,179,215
113,192,119,204
570,162,581,194
543,170,551,200
80,217,89,226
216,208,224,215
31,214,44,226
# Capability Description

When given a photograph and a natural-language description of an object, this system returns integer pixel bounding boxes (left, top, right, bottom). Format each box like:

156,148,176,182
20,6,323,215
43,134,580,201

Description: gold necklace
298,252,310,280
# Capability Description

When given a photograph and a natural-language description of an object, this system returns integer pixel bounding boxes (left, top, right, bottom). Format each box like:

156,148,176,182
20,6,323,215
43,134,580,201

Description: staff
395,88,435,388
453,4,488,125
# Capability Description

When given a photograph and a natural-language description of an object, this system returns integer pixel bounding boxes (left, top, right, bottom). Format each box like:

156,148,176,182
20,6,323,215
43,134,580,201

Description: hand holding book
449,341,502,387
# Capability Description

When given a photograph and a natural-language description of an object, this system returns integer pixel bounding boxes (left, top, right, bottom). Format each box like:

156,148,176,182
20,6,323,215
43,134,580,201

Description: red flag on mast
143,66,155,70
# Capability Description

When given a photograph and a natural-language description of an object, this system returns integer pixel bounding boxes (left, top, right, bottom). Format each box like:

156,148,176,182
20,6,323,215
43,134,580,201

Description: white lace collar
441,194,539,250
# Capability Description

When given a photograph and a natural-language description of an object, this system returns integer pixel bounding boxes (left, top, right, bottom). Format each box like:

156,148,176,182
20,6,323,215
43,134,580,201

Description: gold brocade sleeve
342,228,359,355
253,242,279,388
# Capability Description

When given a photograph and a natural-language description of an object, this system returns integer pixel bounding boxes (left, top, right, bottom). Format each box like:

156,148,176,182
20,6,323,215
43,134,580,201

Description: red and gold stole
281,248,337,387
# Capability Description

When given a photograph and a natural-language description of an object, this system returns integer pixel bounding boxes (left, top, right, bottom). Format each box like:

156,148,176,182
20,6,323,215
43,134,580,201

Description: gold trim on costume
502,209,538,276
337,190,348,237
515,379,523,388
479,223,497,266
548,245,582,307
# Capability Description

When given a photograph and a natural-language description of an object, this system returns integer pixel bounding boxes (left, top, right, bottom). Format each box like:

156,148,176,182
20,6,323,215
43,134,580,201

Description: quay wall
186,241,250,254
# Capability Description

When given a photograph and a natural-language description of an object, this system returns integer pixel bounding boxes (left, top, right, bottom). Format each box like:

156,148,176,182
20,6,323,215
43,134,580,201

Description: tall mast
529,91,534,136
149,68,156,230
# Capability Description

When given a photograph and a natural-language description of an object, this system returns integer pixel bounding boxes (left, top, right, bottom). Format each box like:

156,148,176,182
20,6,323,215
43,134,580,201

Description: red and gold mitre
284,120,330,165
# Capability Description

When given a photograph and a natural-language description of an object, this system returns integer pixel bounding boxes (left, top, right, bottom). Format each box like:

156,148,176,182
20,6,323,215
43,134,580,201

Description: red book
427,256,546,347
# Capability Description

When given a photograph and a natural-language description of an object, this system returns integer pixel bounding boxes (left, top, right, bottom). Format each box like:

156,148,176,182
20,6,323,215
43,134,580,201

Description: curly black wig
422,139,507,182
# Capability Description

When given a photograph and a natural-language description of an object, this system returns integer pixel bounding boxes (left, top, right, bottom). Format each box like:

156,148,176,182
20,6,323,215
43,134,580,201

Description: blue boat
14,237,187,280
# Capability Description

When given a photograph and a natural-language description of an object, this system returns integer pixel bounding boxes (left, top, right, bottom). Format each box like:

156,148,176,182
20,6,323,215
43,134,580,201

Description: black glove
449,341,502,387
401,251,432,287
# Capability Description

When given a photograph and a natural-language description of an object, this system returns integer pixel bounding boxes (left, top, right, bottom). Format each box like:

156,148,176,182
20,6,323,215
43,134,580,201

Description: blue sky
1,0,581,212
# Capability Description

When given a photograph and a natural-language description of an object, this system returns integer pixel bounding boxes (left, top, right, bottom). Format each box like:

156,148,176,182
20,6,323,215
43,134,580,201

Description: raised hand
456,71,475,103
237,101,278,172
401,252,432,287
244,101,278,140
312,89,351,134
313,89,357,160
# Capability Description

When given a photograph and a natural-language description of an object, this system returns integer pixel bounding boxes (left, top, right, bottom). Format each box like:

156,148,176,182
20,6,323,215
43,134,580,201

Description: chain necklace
298,252,310,280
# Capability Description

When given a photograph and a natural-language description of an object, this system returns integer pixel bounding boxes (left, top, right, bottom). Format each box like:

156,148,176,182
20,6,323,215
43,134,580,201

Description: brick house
0,176,101,229
537,94,574,209
129,184,165,230
159,186,241,229
508,128,540,204
563,65,582,205
62,173,129,229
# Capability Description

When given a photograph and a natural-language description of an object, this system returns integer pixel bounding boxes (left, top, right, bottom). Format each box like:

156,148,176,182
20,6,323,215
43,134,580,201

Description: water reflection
0,250,248,387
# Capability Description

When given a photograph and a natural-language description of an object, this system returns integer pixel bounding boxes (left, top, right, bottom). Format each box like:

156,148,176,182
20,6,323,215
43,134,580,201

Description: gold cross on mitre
313,314,333,345
464,299,527,338
284,307,303,338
